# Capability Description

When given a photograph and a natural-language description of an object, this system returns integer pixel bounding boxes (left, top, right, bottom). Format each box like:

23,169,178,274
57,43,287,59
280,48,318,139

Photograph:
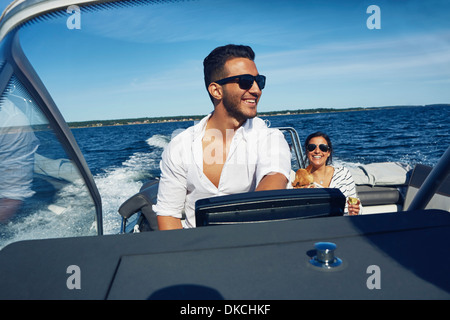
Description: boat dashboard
1,207,449,300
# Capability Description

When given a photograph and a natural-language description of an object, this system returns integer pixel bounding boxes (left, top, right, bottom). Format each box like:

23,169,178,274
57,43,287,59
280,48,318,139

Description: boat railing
276,126,306,169
407,145,450,211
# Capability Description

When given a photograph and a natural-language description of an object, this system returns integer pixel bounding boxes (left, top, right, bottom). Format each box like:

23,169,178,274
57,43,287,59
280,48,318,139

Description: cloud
259,31,450,84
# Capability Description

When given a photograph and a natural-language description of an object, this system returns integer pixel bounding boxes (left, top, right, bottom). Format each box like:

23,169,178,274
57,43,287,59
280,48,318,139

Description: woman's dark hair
304,131,333,165
203,44,255,100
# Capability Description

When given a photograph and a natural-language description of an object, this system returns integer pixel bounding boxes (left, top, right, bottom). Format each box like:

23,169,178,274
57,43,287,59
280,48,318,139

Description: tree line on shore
67,104,448,128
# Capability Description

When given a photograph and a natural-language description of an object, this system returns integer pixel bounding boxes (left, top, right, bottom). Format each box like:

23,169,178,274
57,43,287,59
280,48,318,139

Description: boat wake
0,134,171,249
0,178,97,249
100,134,170,234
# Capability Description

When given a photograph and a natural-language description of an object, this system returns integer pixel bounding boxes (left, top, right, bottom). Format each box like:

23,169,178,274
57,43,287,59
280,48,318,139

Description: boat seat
356,185,403,206
118,180,159,231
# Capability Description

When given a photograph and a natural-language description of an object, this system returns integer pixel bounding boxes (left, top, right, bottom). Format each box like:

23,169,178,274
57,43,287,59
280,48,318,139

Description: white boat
0,0,449,301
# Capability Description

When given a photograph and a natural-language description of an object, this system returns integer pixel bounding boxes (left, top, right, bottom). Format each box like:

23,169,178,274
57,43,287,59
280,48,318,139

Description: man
153,44,291,230
0,98,39,223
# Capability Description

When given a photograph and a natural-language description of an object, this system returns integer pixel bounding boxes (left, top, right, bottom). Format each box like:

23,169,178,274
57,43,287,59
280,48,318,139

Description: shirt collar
192,113,212,141
192,114,266,142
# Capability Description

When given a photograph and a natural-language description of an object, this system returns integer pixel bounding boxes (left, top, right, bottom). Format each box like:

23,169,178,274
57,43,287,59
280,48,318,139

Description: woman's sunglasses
215,74,266,90
307,144,330,152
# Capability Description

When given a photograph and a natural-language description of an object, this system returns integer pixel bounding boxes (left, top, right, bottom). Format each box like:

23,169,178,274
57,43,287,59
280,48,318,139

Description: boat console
195,188,345,226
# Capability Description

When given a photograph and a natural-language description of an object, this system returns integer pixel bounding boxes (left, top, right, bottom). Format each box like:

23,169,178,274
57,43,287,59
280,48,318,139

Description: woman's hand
347,203,360,216
347,197,360,216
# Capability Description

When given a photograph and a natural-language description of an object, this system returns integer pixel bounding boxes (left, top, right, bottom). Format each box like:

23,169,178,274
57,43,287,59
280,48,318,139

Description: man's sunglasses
307,144,330,152
215,74,266,90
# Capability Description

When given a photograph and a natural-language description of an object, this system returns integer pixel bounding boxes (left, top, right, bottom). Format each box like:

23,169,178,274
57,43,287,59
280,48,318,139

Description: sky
0,1,7,14
2,0,450,122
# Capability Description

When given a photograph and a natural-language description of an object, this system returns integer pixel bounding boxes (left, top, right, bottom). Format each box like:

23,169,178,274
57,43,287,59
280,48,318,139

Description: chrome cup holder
309,242,342,269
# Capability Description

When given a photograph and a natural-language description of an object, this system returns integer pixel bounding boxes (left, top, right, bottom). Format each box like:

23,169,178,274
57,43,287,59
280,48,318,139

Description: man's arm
157,215,183,230
254,126,291,191
255,172,288,191
0,198,22,223
152,134,189,230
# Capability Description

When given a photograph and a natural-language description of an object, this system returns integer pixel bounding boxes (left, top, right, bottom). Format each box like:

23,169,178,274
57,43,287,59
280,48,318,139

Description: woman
304,132,361,215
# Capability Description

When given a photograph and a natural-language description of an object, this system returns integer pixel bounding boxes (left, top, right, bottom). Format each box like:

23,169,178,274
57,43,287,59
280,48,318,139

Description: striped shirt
329,166,362,214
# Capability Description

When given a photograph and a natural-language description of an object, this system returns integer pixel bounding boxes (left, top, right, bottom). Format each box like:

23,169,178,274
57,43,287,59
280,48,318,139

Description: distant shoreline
68,104,449,129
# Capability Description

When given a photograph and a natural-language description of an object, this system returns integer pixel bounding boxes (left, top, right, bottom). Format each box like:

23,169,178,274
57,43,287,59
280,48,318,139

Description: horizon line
66,104,449,128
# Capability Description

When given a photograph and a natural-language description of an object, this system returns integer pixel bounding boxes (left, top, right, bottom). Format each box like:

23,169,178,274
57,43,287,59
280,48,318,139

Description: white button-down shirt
0,99,40,201
152,114,291,228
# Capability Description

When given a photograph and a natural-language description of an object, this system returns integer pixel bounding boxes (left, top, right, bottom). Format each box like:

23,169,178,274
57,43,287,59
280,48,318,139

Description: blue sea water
71,105,449,233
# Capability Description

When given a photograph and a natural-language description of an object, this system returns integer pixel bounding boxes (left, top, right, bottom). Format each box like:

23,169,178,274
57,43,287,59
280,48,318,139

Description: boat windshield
0,40,98,249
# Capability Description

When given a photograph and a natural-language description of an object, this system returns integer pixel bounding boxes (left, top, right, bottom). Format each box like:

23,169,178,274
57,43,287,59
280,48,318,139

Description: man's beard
222,93,257,124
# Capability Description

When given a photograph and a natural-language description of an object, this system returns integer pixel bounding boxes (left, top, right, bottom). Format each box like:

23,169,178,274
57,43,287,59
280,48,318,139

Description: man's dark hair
203,44,255,97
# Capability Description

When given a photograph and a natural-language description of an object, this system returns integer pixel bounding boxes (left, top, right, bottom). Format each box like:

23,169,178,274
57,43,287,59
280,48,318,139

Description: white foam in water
0,134,171,249
99,134,170,234
95,166,142,234
48,204,67,215
146,134,170,149
0,178,97,249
